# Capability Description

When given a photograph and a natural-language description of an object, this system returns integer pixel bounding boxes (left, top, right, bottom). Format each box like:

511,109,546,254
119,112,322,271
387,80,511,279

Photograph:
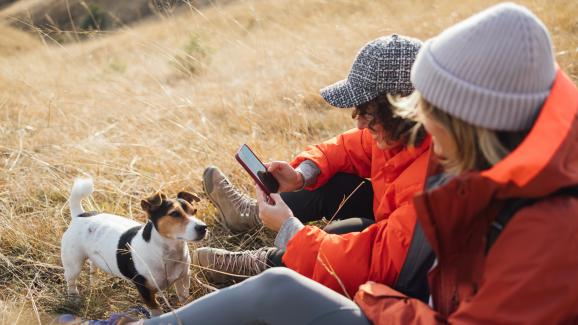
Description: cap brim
320,79,374,108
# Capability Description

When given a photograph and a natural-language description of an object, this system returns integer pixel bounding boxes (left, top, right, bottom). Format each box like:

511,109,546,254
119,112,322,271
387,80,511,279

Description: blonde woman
356,2,578,324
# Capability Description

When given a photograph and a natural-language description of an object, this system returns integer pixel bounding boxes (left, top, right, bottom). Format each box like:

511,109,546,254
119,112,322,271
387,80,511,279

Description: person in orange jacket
354,3,578,324
195,34,432,297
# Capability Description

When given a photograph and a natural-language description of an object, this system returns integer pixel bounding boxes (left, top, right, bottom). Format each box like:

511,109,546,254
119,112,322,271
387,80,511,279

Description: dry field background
0,0,576,323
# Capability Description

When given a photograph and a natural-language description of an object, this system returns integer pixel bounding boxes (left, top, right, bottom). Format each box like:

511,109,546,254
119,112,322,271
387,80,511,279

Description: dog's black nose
195,224,208,233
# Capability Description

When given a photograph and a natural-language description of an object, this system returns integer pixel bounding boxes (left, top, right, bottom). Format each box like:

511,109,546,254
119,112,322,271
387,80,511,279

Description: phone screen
236,145,280,194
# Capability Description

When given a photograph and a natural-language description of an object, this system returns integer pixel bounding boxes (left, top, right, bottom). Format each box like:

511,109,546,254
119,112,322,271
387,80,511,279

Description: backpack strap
393,221,435,303
486,184,578,254
485,198,536,253
392,174,449,302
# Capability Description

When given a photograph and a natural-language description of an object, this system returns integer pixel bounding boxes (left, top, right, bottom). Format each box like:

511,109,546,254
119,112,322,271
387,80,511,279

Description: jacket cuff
295,160,321,190
274,217,305,249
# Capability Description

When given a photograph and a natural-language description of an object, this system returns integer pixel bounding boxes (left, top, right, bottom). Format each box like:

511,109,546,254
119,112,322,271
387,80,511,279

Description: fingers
269,192,282,201
255,184,274,205
267,161,279,172
255,183,282,207
267,161,287,173
255,183,266,202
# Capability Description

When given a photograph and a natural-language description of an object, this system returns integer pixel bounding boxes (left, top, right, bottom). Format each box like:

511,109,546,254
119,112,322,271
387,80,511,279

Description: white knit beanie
411,2,556,131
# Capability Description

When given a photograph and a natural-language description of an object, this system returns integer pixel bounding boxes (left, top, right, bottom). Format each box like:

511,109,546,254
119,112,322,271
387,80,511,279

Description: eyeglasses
356,112,377,122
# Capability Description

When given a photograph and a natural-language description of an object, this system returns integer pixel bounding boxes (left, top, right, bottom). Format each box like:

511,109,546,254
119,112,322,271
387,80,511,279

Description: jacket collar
377,135,432,177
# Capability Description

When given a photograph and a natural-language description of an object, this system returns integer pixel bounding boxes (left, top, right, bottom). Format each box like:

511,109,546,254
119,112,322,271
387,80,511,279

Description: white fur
61,178,206,313
69,178,94,218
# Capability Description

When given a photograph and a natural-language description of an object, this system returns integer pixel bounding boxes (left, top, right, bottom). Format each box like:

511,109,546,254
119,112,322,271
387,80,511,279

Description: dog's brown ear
177,191,201,203
141,191,166,212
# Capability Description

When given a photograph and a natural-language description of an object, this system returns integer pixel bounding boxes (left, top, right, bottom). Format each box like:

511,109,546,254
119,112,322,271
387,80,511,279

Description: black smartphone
235,144,280,195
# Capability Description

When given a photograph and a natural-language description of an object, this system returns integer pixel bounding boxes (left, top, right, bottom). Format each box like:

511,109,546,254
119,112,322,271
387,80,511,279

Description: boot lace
219,178,259,224
211,247,273,277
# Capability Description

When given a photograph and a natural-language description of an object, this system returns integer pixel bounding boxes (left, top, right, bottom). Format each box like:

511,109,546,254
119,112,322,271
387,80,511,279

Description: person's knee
253,268,305,297
324,217,374,234
257,268,299,286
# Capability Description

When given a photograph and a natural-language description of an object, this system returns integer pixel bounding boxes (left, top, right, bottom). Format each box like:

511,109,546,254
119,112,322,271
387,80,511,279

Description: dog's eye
170,211,180,218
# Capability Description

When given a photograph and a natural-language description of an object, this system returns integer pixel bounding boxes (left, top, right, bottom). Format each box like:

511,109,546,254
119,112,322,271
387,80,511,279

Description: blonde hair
389,92,528,175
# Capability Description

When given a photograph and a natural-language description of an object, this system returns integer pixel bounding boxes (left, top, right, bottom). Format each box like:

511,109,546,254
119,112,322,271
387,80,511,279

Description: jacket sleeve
354,199,578,325
282,203,416,298
290,128,374,189
354,283,445,324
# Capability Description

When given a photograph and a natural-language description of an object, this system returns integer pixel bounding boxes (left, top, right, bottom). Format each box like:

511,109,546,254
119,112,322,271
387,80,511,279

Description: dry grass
0,0,576,323
0,24,40,56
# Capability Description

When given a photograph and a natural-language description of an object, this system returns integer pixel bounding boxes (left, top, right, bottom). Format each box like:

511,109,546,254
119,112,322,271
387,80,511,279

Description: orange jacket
282,128,431,297
355,69,578,324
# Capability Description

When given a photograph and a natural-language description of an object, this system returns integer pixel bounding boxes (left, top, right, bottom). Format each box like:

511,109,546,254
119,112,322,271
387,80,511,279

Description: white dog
61,178,207,315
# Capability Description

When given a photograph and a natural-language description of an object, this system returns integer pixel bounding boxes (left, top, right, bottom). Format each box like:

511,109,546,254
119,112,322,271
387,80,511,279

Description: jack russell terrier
61,178,207,315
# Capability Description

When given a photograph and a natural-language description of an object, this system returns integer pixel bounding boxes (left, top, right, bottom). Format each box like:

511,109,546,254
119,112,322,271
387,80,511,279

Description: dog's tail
69,178,94,218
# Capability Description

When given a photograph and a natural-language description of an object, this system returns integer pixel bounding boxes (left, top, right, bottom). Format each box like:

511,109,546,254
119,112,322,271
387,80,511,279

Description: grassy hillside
0,23,40,56
0,0,576,323
0,0,235,43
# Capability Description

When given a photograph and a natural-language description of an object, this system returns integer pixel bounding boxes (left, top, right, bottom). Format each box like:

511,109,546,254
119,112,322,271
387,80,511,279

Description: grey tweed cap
411,3,556,131
320,34,422,108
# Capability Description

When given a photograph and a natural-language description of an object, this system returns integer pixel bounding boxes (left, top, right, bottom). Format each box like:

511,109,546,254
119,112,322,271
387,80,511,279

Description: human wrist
274,217,304,249
294,160,320,191
295,170,306,191
275,213,292,231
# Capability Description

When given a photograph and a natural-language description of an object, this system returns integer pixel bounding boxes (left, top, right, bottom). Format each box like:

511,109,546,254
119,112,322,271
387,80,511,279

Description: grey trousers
145,268,370,325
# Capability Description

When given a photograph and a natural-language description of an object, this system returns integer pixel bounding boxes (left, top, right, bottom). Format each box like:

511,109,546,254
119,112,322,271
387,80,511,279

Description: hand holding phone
266,161,305,192
235,144,280,195
255,184,293,232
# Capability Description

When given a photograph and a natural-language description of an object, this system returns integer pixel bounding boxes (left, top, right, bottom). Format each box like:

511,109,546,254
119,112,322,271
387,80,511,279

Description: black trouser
267,173,376,267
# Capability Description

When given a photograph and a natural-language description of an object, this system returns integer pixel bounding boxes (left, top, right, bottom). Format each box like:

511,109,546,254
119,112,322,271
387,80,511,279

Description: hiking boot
203,166,261,233
193,246,274,284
